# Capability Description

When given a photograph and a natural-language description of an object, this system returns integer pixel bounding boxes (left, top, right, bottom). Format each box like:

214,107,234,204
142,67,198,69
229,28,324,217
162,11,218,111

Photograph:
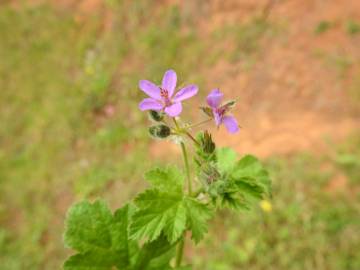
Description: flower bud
149,124,171,139
200,163,221,185
223,100,236,108
148,110,164,122
199,106,213,118
200,131,215,154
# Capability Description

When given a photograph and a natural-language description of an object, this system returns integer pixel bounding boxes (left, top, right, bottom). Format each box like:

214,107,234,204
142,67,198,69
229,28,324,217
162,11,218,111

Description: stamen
160,87,171,106
216,107,226,117
160,88,169,99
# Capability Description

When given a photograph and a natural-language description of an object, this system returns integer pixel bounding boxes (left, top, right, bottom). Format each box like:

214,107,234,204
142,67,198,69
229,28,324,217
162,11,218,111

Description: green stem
188,118,212,129
175,235,185,267
180,141,192,195
174,117,193,267
185,131,199,146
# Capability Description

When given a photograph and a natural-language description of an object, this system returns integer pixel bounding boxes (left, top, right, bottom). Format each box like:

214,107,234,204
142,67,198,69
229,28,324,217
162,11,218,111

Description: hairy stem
173,116,193,267
185,131,199,146
175,235,185,267
188,118,212,129
180,142,192,195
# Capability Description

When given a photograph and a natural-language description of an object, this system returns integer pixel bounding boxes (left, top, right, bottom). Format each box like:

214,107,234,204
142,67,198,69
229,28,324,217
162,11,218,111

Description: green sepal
148,110,165,122
149,124,171,139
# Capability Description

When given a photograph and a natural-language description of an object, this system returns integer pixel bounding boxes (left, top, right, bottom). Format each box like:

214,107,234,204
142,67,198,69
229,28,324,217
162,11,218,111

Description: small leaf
234,181,265,199
219,189,250,210
184,197,213,244
216,148,237,173
232,155,271,196
199,106,213,117
209,154,272,211
144,166,184,193
130,189,187,244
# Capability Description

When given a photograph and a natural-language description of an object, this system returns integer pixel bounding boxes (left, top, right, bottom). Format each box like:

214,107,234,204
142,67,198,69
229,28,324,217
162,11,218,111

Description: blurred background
0,0,359,269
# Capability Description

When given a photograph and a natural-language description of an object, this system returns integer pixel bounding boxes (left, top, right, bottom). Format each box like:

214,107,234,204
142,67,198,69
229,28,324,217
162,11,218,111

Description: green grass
0,2,359,270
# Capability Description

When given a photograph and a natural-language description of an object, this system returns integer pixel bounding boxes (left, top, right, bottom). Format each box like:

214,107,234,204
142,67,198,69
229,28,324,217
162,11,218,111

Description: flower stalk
175,234,185,267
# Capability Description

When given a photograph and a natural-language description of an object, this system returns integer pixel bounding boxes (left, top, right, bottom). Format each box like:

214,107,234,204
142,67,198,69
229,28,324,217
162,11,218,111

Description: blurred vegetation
314,20,334,35
345,19,360,36
0,1,359,270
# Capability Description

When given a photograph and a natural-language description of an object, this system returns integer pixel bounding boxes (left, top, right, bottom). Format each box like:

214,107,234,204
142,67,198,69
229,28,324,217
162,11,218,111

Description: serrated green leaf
219,189,250,210
216,147,237,173
64,200,113,253
130,189,187,244
63,201,133,270
184,197,213,244
144,166,184,193
234,181,265,199
209,153,272,210
133,235,176,270
232,155,271,196
64,251,117,270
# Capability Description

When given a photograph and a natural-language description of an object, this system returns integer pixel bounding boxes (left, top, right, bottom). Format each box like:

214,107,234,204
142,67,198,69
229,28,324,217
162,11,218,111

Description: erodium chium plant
62,69,272,270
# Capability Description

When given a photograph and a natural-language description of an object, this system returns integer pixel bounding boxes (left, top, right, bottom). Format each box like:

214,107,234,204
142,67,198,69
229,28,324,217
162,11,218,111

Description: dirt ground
14,0,360,157
202,0,360,157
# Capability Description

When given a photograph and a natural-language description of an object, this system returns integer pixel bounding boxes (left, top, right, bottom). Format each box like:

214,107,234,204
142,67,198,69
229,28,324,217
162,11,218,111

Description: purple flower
138,69,198,117
206,89,239,134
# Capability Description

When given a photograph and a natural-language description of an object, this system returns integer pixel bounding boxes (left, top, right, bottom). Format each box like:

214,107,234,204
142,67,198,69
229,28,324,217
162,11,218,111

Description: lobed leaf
63,201,133,270
130,188,214,245
133,235,176,270
183,197,213,243
232,155,272,196
208,149,272,210
144,166,184,193
216,147,237,173
64,251,117,270
64,200,113,253
130,189,187,244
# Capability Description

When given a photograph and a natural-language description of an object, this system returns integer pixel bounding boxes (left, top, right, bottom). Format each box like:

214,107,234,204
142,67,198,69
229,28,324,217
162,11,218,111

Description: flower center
160,88,172,106
215,107,226,117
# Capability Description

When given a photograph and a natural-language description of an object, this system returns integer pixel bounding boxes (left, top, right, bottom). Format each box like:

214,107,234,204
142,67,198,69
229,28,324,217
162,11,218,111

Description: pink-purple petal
214,111,222,126
164,102,182,117
162,69,177,97
138,98,163,111
222,115,239,133
206,88,223,108
173,85,198,102
139,80,161,100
